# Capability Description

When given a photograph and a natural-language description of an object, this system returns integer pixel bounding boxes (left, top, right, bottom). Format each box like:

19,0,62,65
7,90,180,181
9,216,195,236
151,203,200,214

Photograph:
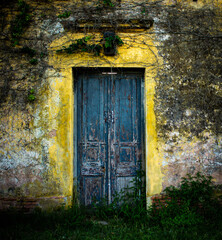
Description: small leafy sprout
103,0,114,7
28,89,35,102
141,7,146,14
104,36,113,48
40,52,46,58
58,11,71,19
29,58,38,65
96,0,115,9
103,0,115,7
13,40,19,46
84,36,92,42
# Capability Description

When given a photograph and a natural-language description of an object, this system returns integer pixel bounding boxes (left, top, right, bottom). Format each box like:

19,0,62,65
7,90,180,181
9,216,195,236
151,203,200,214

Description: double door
75,68,144,205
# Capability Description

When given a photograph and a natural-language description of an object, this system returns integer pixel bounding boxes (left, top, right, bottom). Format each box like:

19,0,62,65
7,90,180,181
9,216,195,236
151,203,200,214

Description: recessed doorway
74,68,145,205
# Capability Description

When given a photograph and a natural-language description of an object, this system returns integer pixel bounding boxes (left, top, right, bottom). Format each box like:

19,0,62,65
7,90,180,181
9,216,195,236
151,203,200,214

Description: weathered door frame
73,67,145,204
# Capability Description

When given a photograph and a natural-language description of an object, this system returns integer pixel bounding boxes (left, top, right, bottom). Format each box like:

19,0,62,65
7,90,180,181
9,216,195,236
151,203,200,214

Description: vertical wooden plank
77,70,108,205
110,71,143,200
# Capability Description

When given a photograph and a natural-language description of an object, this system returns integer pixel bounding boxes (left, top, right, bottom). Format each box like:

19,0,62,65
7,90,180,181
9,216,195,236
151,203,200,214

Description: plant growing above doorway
56,34,124,56
102,32,124,56
56,36,102,56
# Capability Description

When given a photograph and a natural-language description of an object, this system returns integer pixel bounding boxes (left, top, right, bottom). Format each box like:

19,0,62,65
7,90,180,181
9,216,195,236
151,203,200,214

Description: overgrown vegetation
56,36,102,56
103,35,124,49
56,35,124,56
94,170,147,221
58,11,71,19
150,173,222,230
0,173,221,240
11,0,31,46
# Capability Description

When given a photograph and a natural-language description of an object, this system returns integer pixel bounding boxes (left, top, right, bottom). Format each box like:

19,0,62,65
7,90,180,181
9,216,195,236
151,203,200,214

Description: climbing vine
56,36,102,56
11,0,31,46
56,35,124,56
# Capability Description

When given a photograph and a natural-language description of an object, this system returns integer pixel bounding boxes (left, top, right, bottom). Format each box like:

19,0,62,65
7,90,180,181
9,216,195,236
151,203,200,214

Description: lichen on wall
153,0,222,187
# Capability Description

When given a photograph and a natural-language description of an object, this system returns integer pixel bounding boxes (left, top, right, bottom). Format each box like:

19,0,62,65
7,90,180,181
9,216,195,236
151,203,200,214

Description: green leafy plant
40,52,45,58
94,170,147,222
141,7,146,14
56,36,102,56
11,0,31,46
150,199,204,229
164,172,216,210
103,35,124,49
118,170,146,221
97,0,115,8
0,173,222,240
141,7,149,15
28,89,35,102
29,58,38,65
58,11,71,19
57,35,123,56
149,172,222,229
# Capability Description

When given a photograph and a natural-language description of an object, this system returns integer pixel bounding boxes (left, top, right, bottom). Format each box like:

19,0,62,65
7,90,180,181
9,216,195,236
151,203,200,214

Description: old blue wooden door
75,68,143,205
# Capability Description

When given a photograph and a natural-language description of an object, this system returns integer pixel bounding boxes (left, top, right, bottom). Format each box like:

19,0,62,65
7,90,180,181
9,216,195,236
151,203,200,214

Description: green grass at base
0,208,221,240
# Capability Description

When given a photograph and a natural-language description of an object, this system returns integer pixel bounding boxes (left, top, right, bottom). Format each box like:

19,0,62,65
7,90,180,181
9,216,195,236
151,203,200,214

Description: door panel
111,74,142,200
75,68,143,205
77,73,108,205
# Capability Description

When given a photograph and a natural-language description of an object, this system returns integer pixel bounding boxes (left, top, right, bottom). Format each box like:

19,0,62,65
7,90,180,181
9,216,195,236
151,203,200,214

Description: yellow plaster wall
47,32,163,204
47,67,74,199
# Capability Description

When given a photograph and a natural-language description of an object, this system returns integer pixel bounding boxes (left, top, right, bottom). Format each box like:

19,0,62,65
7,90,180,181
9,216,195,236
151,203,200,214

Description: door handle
104,111,115,123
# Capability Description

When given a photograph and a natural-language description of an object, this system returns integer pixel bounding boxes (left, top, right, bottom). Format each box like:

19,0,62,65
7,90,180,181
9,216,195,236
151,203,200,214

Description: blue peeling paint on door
75,68,144,205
